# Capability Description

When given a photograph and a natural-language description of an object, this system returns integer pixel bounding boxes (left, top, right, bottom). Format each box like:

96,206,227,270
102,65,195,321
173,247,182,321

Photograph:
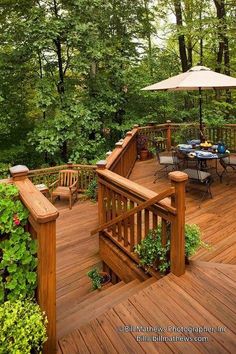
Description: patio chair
219,155,236,182
183,160,213,201
154,146,179,182
50,169,79,209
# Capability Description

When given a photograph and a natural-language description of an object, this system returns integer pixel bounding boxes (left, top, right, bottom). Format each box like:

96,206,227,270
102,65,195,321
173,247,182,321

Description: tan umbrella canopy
142,66,236,140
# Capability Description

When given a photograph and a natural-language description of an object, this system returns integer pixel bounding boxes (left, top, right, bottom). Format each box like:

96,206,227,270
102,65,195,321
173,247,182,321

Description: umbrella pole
199,87,204,142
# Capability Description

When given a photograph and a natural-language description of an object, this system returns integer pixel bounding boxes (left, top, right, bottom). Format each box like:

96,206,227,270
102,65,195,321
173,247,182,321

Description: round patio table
176,147,229,180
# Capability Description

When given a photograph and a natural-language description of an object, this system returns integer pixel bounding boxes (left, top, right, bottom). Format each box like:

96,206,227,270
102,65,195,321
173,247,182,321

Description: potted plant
137,134,149,161
87,268,111,290
135,224,209,274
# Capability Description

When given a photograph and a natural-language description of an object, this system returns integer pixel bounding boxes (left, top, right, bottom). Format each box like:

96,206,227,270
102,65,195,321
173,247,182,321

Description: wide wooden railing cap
169,171,188,182
10,165,59,223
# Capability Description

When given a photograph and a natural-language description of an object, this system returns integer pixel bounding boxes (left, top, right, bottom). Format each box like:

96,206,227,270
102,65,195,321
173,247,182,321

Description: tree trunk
214,0,231,103
174,0,188,72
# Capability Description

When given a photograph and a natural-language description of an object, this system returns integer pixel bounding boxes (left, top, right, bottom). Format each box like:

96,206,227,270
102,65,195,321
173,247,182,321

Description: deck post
169,171,188,276
166,120,172,151
96,161,107,224
10,165,58,354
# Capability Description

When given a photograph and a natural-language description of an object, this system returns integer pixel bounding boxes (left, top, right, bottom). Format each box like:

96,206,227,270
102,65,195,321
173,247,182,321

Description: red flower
13,214,20,226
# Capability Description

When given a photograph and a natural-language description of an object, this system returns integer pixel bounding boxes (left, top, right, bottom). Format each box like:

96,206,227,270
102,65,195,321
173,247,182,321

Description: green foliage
0,299,47,354
134,226,170,273
0,163,10,179
135,224,209,274
85,179,98,202
0,184,37,304
87,268,103,290
185,224,210,257
172,124,199,144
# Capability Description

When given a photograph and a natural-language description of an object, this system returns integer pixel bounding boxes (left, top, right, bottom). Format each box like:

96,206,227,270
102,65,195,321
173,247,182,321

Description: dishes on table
177,144,193,150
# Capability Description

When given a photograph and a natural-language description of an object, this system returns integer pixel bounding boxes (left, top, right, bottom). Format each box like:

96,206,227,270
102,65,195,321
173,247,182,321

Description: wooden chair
50,169,79,209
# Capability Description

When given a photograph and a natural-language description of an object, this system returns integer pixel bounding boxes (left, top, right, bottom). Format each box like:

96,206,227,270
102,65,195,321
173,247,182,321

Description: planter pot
140,149,149,161
100,272,111,286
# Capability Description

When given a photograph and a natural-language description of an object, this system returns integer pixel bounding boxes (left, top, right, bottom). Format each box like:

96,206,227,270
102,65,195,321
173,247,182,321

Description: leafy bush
0,184,37,303
134,226,170,273
0,163,10,179
0,299,47,354
87,268,103,290
185,224,210,257
135,224,209,274
85,179,98,202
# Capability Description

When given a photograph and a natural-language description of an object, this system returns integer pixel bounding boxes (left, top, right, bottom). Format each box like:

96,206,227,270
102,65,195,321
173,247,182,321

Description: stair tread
58,278,156,338
58,280,125,321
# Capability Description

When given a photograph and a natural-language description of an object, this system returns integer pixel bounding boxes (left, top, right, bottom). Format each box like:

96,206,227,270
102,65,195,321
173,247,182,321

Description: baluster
152,213,158,229
111,191,116,237
161,219,167,247
144,209,149,236
137,210,142,244
123,197,128,247
117,194,122,242
129,200,135,252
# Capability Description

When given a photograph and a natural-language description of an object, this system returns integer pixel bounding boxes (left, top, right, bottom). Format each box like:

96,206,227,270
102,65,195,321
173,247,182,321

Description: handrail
97,168,176,214
9,165,58,354
91,187,175,235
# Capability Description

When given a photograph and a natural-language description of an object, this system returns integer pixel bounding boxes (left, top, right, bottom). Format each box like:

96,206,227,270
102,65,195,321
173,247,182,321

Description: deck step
58,263,236,354
58,277,156,338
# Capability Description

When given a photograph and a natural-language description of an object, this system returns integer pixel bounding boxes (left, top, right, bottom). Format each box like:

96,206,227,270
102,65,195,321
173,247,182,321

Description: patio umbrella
142,65,236,141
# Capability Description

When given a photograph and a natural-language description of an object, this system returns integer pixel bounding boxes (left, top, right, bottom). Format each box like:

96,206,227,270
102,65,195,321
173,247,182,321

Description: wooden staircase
57,261,236,354
57,275,156,339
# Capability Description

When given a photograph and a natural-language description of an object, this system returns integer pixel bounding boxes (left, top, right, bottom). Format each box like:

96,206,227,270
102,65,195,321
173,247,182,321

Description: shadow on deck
56,158,236,352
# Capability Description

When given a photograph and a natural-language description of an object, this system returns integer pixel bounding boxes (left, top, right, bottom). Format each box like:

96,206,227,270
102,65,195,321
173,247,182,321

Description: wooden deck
58,262,236,354
56,199,100,338
129,158,236,265
56,158,236,351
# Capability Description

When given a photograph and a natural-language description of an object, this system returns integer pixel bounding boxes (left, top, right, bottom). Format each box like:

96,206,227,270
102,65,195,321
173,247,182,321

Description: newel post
96,161,107,224
166,120,172,151
169,171,188,276
10,165,58,354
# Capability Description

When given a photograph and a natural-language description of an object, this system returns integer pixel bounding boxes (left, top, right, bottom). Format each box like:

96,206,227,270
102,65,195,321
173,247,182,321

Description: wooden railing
28,163,96,191
138,122,236,151
106,129,138,177
6,165,58,354
95,157,188,276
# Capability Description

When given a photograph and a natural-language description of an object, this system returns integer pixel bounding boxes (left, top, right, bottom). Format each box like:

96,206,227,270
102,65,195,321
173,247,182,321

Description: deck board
56,158,236,350
59,263,236,353
129,158,236,264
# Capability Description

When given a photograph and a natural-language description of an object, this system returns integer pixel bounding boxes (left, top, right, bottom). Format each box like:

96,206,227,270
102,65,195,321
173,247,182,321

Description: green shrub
0,299,47,354
135,224,209,274
134,226,170,273
87,268,103,290
85,179,98,202
0,163,10,179
185,224,209,257
0,184,37,303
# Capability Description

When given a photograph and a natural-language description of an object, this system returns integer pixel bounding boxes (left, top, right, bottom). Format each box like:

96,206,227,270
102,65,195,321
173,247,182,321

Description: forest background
0,0,235,174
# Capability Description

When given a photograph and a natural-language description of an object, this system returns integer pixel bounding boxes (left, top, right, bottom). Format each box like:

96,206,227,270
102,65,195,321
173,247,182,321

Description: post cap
133,124,139,128
126,131,133,136
169,171,188,182
106,151,112,156
10,165,29,179
96,160,107,169
115,142,123,148
166,120,171,124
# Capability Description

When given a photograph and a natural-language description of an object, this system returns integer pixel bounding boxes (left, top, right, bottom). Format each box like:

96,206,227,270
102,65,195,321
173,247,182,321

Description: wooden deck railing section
9,165,58,354
138,122,236,151
28,163,96,191
106,128,139,177
95,157,188,276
